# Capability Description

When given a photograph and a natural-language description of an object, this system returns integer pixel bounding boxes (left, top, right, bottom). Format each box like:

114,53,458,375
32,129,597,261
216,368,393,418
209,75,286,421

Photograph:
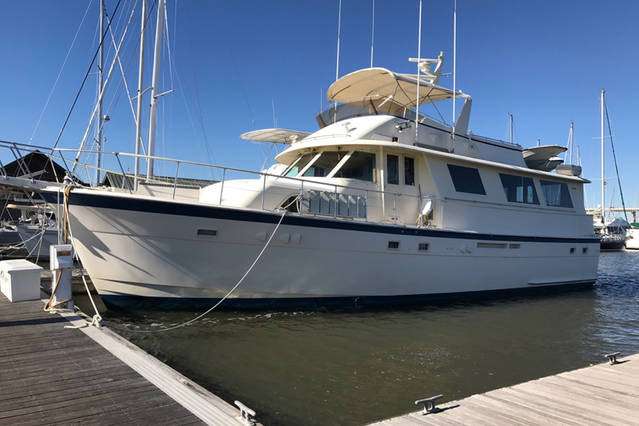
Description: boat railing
0,141,435,226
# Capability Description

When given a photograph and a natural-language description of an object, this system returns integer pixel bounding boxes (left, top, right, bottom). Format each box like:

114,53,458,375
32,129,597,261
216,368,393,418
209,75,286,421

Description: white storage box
0,259,43,302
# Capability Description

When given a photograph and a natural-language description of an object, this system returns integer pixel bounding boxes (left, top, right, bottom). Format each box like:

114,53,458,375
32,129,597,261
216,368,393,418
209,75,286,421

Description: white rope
128,208,288,333
62,182,103,326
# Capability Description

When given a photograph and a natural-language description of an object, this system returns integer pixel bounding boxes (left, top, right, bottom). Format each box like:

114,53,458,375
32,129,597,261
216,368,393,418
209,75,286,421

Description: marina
1,0,639,425
0,292,248,425
373,352,639,425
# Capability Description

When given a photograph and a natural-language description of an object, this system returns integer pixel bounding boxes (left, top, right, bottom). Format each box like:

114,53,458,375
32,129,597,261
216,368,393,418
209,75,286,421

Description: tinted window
334,152,376,182
302,152,344,177
447,164,486,195
540,180,573,208
284,153,315,177
404,157,415,186
387,155,399,184
499,174,539,204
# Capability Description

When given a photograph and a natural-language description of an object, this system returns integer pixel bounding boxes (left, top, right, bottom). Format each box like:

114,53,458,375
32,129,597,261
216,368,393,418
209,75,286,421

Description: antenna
370,0,375,68
567,121,574,164
508,113,513,144
415,0,423,140
451,0,457,144
333,0,342,123
271,99,277,128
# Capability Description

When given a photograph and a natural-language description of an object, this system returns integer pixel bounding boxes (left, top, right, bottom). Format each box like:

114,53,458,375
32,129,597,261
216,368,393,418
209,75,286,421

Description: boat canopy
327,67,466,108
240,128,311,144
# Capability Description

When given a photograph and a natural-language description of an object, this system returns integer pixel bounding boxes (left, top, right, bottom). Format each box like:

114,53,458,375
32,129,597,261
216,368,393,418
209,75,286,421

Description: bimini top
327,67,467,108
240,128,311,144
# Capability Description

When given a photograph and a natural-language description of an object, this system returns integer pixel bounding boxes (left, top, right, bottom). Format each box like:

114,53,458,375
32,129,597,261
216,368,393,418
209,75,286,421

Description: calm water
92,251,639,425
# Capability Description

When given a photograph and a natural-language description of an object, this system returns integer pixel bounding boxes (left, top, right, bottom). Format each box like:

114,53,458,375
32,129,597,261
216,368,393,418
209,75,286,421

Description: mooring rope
125,207,288,333
61,181,103,327
62,179,296,332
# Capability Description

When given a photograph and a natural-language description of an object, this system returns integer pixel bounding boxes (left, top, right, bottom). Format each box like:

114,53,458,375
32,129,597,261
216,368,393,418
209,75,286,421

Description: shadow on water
76,251,639,426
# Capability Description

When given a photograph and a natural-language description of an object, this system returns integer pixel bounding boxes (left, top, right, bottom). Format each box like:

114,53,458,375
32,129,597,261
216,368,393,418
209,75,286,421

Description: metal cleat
415,394,443,415
604,352,621,365
234,400,257,425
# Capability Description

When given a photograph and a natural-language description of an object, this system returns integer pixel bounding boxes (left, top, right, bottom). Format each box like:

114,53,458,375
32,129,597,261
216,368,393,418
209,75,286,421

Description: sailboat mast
600,89,605,220
95,0,105,185
134,0,147,185
146,0,165,180
415,0,422,140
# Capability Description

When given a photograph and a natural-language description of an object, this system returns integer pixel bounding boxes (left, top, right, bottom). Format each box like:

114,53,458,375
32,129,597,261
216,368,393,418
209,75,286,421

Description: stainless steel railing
0,140,435,226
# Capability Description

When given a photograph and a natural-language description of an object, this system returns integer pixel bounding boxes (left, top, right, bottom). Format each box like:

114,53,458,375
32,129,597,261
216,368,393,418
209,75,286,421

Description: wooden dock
0,294,248,425
372,353,639,425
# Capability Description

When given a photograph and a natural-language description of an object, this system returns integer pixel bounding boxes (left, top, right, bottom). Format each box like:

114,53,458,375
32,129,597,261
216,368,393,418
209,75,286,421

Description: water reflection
95,251,639,425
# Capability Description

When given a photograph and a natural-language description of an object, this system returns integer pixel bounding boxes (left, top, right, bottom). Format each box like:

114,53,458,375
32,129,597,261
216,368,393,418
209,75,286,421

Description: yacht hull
50,190,600,310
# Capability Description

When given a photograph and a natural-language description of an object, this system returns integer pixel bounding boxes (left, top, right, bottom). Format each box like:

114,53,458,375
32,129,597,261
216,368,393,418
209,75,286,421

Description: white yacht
14,58,596,309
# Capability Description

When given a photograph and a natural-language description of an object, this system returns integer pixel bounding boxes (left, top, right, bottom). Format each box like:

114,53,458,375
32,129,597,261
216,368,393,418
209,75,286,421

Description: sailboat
595,90,627,251
0,1,599,309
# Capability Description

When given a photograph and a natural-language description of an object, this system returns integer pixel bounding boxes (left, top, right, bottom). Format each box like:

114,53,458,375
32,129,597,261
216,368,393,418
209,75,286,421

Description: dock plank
0,294,245,425
371,353,639,425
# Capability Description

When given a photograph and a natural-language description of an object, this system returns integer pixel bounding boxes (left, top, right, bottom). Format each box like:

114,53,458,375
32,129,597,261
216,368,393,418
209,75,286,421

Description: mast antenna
370,0,375,68
508,113,514,144
415,0,423,140
333,0,342,123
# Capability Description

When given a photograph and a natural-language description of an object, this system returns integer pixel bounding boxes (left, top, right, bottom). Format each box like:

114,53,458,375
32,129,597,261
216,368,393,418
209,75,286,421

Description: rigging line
604,100,628,221
191,72,215,170
52,0,125,150
105,0,139,127
29,0,95,142
72,1,138,173
163,1,175,90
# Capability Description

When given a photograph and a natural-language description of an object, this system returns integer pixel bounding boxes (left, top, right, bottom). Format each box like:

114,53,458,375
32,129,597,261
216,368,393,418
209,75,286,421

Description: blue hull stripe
42,189,599,244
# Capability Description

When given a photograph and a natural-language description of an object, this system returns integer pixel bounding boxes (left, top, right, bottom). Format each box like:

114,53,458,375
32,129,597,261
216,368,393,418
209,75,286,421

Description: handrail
0,140,435,226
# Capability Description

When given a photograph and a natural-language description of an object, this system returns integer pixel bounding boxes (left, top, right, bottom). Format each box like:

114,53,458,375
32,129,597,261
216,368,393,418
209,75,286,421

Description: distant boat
626,224,639,250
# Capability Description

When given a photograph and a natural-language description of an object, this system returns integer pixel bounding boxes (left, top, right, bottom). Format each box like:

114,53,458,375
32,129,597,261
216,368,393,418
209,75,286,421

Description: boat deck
0,293,245,425
372,353,639,425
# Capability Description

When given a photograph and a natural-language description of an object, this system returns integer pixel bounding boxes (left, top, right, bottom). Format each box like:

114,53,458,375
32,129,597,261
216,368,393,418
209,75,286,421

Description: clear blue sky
0,1,637,209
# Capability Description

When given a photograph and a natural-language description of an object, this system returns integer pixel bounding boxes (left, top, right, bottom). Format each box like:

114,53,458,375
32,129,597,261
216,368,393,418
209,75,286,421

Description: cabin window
540,180,574,208
387,155,399,185
284,153,315,177
302,152,345,177
334,152,375,182
499,174,539,204
404,157,415,186
447,164,486,195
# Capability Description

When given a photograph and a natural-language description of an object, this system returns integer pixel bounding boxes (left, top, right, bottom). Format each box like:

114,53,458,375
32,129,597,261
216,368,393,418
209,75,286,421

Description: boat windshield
283,151,376,182
333,152,375,182
302,152,346,177
283,153,315,177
